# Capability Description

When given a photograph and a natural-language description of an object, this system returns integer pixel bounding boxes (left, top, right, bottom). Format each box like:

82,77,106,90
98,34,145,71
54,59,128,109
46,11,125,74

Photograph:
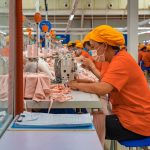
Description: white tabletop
25,90,102,109
0,130,103,150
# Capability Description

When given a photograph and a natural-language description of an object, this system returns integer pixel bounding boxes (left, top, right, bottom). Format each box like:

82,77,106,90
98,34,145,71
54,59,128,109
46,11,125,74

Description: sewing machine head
54,53,77,83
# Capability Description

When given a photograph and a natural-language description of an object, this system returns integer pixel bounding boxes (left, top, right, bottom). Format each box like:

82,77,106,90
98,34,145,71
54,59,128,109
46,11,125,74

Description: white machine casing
54,53,77,83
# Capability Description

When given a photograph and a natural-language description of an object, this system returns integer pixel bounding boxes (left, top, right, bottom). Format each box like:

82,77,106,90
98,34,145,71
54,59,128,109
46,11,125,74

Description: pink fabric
24,73,51,101
24,73,38,99
76,68,99,82
49,84,72,102
0,75,8,101
33,74,51,101
33,77,47,101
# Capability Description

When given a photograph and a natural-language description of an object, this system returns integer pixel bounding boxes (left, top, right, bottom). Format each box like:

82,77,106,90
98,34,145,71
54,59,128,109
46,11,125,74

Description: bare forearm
90,66,101,79
75,82,111,96
76,79,94,83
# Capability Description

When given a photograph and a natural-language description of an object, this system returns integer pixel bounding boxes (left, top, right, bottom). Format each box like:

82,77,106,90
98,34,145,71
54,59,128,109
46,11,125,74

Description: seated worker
74,42,93,61
142,45,150,67
75,39,81,45
68,25,150,144
138,43,146,64
67,41,76,52
0,35,9,57
82,32,93,56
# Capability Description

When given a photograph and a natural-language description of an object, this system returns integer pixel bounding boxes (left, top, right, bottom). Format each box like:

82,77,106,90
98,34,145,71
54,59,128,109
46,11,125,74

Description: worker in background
67,41,75,52
68,25,150,145
75,39,81,45
82,32,93,56
0,35,9,57
138,43,146,64
142,45,150,67
74,42,93,61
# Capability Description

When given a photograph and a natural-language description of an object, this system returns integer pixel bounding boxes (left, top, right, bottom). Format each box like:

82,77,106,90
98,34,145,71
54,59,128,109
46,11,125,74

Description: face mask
93,46,105,62
91,50,97,57
93,53,105,62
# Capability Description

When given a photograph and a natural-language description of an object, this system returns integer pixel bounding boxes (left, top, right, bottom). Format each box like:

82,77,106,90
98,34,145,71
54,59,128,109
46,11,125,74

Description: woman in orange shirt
142,45,150,67
138,44,146,65
68,25,150,142
74,42,93,60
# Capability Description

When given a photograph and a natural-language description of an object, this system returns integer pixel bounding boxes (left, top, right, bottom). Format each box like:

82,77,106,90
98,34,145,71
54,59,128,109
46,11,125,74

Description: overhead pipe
65,0,79,34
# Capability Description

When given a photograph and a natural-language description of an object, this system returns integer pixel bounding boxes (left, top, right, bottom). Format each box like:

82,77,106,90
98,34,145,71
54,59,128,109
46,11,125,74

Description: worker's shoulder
111,50,138,70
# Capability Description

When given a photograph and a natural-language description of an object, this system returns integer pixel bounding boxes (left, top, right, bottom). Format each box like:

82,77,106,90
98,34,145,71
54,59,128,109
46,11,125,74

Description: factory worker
138,44,146,64
74,42,93,61
82,32,93,56
142,45,150,67
67,41,75,51
75,39,81,45
0,35,9,57
68,25,150,143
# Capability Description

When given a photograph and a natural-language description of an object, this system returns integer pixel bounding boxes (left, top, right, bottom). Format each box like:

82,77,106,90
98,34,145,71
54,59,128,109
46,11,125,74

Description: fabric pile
76,65,99,82
49,84,72,102
24,73,51,101
24,73,72,102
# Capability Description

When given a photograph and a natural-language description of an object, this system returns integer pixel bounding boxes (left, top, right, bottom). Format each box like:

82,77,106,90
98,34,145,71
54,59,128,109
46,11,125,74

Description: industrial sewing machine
54,53,77,83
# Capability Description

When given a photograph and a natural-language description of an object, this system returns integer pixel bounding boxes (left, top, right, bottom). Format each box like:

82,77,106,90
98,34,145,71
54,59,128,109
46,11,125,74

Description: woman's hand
82,58,95,70
67,80,79,90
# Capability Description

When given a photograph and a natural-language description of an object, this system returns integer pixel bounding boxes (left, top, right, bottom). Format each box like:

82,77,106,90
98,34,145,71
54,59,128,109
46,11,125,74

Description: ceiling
1,0,150,37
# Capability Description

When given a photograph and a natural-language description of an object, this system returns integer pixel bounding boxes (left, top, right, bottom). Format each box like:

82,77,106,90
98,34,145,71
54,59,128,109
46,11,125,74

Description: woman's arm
68,80,114,96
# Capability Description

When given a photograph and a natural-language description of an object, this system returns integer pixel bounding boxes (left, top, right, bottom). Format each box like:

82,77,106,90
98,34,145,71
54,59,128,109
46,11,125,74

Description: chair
110,137,150,150
119,137,150,150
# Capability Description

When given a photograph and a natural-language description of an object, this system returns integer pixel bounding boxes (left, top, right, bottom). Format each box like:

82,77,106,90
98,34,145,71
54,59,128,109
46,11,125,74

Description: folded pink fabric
40,76,51,95
33,77,46,101
24,73,38,99
24,74,72,102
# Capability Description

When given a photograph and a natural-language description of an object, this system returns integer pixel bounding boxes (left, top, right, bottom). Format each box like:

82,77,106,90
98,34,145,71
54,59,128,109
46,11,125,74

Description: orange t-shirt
0,48,9,57
81,50,93,60
94,61,109,77
142,52,150,67
138,51,145,64
102,50,150,136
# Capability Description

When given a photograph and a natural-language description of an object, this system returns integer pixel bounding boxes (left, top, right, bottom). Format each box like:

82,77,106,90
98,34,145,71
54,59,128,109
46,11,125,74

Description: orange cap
90,25,125,46
139,44,146,50
82,31,92,44
76,42,83,49
146,45,150,51
75,40,81,44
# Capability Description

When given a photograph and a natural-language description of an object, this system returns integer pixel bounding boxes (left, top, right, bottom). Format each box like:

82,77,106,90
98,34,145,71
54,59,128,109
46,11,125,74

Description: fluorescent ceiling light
69,14,74,21
0,30,6,35
138,31,150,35
138,27,150,30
